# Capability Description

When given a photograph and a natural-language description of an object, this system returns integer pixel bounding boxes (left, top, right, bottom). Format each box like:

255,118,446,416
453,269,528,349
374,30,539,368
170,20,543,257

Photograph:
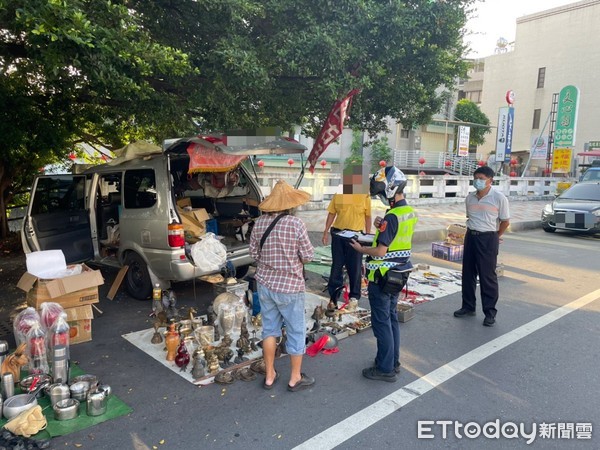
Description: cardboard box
397,303,415,322
176,198,210,239
65,305,94,344
445,224,466,245
432,241,464,262
18,264,104,309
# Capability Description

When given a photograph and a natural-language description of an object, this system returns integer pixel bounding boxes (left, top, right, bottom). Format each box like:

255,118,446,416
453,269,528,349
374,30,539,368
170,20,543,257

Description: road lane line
294,288,600,450
505,234,600,250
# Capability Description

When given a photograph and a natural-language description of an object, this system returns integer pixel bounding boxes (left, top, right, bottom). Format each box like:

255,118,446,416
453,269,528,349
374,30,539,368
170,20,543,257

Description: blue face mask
473,179,487,191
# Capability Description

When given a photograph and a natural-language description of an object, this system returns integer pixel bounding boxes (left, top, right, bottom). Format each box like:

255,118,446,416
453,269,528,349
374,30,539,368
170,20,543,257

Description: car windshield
560,183,600,201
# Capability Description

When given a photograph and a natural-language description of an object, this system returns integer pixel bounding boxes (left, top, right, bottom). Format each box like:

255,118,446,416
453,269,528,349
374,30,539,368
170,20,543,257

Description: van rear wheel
125,252,153,300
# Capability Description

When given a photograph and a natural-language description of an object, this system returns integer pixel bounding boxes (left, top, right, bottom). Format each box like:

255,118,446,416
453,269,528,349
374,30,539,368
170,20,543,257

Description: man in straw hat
249,180,315,392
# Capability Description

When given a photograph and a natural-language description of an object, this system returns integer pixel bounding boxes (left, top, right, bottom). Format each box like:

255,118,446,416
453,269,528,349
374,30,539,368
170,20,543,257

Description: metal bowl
19,374,53,398
3,394,38,420
69,381,90,401
53,398,80,421
70,374,98,391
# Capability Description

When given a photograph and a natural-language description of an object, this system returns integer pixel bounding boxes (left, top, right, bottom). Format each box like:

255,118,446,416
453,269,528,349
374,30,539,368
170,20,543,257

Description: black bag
378,270,410,296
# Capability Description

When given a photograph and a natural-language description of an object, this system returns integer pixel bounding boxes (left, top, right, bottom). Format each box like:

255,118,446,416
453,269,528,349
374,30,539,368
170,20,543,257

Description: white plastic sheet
190,232,227,272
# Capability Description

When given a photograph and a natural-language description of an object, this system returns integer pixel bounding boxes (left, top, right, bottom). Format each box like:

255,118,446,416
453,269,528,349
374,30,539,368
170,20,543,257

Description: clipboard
334,230,375,246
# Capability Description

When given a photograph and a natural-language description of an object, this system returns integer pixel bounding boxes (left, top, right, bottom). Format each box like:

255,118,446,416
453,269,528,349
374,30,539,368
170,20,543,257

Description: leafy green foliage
454,99,491,147
0,0,473,236
369,137,393,173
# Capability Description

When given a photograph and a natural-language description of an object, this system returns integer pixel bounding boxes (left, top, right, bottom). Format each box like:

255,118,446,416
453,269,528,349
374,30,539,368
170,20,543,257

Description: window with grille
537,67,546,89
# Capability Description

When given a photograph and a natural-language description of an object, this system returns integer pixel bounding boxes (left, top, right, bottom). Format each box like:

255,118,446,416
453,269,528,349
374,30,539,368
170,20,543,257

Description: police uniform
365,199,417,375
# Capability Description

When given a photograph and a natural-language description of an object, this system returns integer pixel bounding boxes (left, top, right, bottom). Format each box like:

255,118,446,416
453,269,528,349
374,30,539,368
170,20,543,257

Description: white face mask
473,179,487,191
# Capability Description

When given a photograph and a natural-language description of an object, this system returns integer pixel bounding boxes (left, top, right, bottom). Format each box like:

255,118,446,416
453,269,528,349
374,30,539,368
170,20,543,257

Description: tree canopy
453,98,491,147
0,0,474,236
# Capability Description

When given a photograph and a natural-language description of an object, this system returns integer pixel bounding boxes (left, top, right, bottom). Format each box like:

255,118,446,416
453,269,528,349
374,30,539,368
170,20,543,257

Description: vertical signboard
458,126,470,157
531,135,549,160
551,148,573,173
554,85,579,147
495,107,514,162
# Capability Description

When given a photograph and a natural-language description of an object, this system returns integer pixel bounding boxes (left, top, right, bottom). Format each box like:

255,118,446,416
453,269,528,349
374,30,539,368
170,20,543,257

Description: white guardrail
257,173,574,207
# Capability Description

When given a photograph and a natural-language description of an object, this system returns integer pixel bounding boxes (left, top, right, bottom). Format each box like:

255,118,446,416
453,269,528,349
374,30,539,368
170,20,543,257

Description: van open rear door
22,175,94,263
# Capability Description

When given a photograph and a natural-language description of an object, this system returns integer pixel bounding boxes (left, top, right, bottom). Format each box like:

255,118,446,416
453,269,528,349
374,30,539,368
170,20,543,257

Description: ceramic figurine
151,323,163,344
165,323,180,362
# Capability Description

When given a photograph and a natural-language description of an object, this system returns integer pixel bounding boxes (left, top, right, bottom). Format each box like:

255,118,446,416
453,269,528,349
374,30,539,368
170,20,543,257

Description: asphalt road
1,229,599,449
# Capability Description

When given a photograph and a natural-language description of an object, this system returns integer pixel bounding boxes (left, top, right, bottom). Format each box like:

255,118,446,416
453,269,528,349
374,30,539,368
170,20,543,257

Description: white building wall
479,0,600,170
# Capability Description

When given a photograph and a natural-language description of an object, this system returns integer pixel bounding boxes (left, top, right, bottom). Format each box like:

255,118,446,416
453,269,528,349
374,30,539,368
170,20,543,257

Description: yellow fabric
327,194,371,231
3,405,47,438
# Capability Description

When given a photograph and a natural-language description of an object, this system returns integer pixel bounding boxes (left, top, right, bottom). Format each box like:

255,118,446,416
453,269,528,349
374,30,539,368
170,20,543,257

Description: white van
21,137,306,299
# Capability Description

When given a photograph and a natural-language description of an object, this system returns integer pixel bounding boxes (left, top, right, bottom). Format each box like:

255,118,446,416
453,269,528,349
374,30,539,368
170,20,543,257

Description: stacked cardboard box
17,264,104,344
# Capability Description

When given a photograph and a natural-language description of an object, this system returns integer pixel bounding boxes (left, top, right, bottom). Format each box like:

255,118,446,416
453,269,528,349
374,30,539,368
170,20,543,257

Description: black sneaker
454,308,476,317
362,367,397,382
483,317,495,327
374,359,401,374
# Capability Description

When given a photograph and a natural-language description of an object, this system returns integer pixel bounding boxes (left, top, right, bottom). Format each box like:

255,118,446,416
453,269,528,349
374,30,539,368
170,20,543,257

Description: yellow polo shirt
327,194,371,231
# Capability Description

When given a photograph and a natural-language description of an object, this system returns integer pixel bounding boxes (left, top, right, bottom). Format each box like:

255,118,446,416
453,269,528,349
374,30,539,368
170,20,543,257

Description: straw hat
259,180,311,212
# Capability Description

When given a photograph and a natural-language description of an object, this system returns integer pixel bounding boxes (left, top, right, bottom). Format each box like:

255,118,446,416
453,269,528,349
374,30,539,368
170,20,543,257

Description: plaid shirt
249,214,314,293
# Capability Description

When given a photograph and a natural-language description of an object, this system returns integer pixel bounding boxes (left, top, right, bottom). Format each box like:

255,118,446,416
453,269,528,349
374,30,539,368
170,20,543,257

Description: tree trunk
0,164,12,238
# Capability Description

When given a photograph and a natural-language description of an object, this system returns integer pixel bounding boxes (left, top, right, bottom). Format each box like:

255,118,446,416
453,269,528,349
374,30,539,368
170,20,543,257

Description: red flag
308,89,360,173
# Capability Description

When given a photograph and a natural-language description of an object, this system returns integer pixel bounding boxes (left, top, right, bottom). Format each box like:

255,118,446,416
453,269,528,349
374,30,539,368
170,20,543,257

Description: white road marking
504,233,600,250
294,288,600,450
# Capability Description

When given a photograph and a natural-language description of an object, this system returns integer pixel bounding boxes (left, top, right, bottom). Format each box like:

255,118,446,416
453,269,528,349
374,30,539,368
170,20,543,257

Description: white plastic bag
190,232,227,271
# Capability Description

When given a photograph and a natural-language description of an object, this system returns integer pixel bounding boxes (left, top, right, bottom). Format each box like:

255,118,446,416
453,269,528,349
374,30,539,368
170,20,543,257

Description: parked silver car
21,137,306,299
541,182,600,234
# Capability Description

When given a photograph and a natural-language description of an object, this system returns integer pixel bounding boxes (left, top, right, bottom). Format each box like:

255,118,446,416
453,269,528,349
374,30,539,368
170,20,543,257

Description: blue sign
495,106,515,162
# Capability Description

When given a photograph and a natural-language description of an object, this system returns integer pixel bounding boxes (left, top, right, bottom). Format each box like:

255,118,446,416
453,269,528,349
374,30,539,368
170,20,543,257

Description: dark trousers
368,281,400,374
461,231,500,319
327,230,363,301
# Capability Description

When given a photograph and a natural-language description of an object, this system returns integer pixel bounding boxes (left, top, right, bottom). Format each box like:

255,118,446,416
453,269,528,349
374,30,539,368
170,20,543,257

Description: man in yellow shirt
322,164,372,306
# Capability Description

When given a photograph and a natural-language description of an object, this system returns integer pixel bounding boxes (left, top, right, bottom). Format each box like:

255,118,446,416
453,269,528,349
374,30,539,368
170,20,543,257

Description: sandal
263,371,280,390
287,373,315,392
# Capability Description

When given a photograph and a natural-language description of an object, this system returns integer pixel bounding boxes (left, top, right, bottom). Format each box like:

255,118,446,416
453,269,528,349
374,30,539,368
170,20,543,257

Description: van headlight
592,209,600,217
543,204,554,214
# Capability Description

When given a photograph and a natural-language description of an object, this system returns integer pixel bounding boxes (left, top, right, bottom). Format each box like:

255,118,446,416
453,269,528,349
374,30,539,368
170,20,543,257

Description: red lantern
287,158,294,166
68,152,76,161
257,160,265,168
418,157,426,165
444,160,452,167
510,171,517,177
419,171,426,176
379,160,386,167
320,159,327,168
477,160,485,167
510,158,518,166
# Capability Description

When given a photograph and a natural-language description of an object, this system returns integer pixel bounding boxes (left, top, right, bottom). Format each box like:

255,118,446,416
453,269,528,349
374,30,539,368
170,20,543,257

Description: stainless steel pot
3,378,50,419
86,390,107,416
70,374,98,392
53,398,79,421
46,383,70,406
69,381,90,401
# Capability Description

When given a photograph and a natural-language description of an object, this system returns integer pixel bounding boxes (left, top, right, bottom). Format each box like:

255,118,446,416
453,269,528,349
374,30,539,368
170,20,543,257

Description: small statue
151,322,163,344
206,305,217,327
191,353,206,379
221,349,235,368
240,317,249,340
188,306,197,322
325,300,337,318
233,348,247,364
208,353,220,375
221,333,232,348
1,343,29,382
166,290,179,322
310,305,323,332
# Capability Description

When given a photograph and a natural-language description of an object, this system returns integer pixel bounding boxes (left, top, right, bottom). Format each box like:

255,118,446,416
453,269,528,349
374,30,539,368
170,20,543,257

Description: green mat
305,245,333,276
0,364,133,439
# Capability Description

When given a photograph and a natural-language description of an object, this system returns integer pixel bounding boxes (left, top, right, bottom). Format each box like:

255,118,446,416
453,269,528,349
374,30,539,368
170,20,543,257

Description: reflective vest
366,205,417,281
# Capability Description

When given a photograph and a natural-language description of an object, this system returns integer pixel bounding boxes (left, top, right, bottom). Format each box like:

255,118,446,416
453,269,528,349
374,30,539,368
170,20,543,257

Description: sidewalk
298,198,548,243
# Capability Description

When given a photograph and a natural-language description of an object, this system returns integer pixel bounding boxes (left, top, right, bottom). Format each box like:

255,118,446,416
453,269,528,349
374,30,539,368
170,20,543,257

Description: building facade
476,0,600,175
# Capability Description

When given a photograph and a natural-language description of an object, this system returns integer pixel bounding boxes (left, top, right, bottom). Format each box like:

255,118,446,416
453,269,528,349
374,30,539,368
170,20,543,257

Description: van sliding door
24,175,93,263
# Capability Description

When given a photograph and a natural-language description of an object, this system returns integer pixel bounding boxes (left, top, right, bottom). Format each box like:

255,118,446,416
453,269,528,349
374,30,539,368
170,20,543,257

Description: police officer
350,166,417,382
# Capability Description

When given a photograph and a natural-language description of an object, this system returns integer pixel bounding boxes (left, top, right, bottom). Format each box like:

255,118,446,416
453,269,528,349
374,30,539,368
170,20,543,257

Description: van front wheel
125,253,153,300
